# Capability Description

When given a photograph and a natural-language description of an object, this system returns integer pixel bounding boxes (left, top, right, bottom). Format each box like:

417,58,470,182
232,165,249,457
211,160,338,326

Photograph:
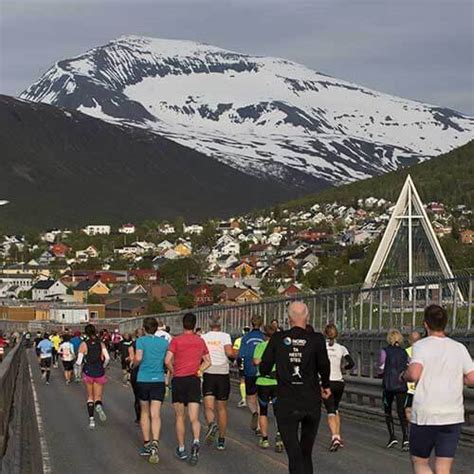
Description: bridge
1,275,473,473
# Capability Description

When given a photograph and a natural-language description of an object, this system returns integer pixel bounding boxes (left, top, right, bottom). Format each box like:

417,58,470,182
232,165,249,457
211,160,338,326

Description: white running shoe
237,399,247,408
95,404,107,423
88,418,96,430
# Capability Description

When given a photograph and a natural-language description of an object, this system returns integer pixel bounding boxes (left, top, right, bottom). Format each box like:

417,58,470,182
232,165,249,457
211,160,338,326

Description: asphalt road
28,351,473,474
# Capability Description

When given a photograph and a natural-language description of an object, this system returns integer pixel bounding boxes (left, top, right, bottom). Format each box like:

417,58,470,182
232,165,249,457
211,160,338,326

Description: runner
0,332,8,363
403,305,474,474
76,324,110,429
260,301,331,474
71,331,83,382
238,316,265,432
379,329,409,450
323,323,354,452
37,333,54,385
270,319,282,332
111,329,123,360
58,334,75,384
133,317,169,464
119,333,133,385
165,312,211,465
33,332,43,363
253,324,283,452
129,328,145,423
233,326,250,408
405,330,422,423
155,321,172,343
100,329,111,352
49,331,62,368
201,316,233,450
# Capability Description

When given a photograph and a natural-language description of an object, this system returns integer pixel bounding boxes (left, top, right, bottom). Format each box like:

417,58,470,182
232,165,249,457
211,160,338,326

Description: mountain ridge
20,35,474,187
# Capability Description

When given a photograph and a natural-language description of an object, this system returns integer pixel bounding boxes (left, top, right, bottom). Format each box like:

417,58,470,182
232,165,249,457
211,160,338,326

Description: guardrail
118,275,474,336
0,340,43,473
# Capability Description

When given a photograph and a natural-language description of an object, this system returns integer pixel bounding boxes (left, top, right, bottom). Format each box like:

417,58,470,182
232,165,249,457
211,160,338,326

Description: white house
83,225,111,236
49,306,90,324
118,223,136,234
0,273,34,289
184,224,204,235
32,280,68,301
75,245,99,261
158,224,175,235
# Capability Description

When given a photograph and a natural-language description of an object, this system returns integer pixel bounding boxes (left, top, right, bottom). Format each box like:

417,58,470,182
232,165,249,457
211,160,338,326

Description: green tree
146,298,165,314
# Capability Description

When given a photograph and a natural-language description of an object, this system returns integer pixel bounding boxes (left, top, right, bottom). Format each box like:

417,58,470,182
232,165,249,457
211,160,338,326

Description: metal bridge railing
119,275,474,336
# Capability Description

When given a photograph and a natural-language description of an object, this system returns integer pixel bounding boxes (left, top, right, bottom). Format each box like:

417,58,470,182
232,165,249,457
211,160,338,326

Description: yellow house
73,279,110,303
232,262,253,278
174,243,192,257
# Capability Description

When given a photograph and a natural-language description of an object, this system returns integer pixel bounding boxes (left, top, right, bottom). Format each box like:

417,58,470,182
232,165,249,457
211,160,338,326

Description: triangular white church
363,175,458,295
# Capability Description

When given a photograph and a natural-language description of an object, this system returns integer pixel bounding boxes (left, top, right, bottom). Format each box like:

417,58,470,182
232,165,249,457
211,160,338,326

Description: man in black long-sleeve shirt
260,301,331,474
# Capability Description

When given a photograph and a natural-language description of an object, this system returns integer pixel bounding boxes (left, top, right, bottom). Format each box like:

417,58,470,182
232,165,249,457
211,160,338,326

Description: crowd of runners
29,302,473,474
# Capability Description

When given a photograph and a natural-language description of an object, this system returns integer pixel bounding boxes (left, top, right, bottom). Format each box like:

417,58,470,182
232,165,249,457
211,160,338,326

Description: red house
186,284,214,307
50,242,70,258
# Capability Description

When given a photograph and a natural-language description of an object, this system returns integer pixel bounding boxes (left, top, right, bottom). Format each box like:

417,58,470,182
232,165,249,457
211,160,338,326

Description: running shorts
202,373,231,401
410,423,462,459
62,360,74,371
83,374,107,385
257,384,277,416
136,382,166,402
323,381,345,415
171,376,201,405
40,357,52,369
405,393,414,408
245,376,258,396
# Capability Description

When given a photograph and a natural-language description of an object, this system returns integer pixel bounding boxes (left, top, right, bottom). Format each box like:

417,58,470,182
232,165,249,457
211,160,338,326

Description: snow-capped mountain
20,35,474,186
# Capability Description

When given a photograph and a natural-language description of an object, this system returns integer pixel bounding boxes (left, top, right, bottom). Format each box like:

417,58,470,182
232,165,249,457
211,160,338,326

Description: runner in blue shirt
134,317,169,464
238,315,265,433
37,334,54,384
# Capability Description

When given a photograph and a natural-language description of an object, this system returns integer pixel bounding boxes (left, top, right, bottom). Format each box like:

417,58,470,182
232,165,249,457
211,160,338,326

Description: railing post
326,295,330,324
388,286,393,328
341,294,346,332
359,292,363,331
400,286,405,329
412,284,417,329
350,292,354,330
334,293,338,327
378,288,383,331
452,282,458,330
368,292,373,331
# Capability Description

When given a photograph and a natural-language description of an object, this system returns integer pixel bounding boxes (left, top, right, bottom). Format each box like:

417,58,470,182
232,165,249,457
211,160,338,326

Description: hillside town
0,197,472,325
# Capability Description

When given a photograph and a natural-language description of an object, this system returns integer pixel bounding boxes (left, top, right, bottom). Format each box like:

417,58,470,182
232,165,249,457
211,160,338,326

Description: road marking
28,358,53,474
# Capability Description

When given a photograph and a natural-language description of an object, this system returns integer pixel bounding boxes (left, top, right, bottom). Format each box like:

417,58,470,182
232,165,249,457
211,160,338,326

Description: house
109,284,147,296
218,287,261,304
229,261,253,279
83,225,111,236
0,273,34,289
184,224,204,235
119,223,136,234
158,224,175,235
148,283,177,301
73,279,109,303
460,230,474,245
186,284,214,306
75,245,100,261
105,298,147,318
49,304,106,323
174,242,192,257
157,240,174,252
0,283,22,299
163,248,180,260
278,283,303,297
50,242,70,258
32,279,68,301
129,269,159,283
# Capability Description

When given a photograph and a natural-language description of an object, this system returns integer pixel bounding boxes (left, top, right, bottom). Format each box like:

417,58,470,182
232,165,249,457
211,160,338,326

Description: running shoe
149,441,159,464
95,404,107,423
216,438,226,451
250,412,259,431
275,433,284,453
205,422,218,445
386,438,398,449
259,438,270,449
237,399,247,408
188,442,200,466
139,443,152,456
45,381,50,385
329,438,342,452
402,440,409,452
175,447,188,461
88,418,96,430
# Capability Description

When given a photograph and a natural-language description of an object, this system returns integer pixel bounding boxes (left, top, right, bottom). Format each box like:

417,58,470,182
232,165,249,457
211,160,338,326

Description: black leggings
383,390,408,440
130,368,141,422
276,407,321,474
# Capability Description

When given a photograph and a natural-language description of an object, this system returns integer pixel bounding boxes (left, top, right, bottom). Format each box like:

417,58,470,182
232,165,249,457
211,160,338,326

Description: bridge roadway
28,351,473,474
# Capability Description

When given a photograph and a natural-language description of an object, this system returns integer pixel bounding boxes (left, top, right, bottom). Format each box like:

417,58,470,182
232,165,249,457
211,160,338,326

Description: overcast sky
1,0,473,114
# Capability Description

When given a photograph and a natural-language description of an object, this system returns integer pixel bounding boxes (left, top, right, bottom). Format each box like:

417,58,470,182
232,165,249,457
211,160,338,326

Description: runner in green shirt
253,325,283,452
